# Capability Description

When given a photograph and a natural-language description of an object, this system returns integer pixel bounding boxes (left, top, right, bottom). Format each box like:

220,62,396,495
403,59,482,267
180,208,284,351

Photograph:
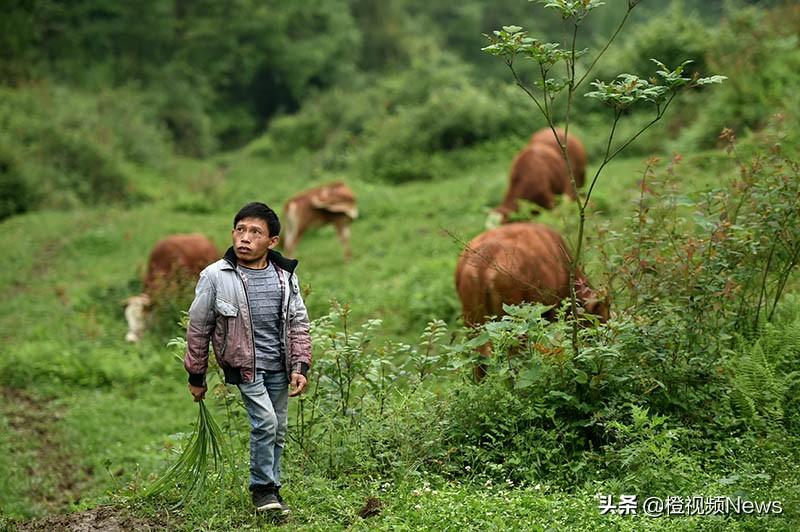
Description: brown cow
124,233,219,342
282,182,358,261
455,223,609,379
492,143,574,225
529,127,587,189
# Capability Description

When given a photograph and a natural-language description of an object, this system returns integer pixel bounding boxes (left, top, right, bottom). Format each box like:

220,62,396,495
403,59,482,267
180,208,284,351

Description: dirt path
1,387,170,531
14,505,167,532
0,387,89,514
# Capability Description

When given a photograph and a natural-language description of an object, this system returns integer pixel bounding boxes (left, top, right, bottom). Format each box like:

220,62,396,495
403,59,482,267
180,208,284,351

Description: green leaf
694,75,728,86
516,365,543,389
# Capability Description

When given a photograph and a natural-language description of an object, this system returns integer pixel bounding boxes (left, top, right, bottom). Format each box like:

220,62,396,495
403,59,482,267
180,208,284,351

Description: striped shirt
238,262,284,371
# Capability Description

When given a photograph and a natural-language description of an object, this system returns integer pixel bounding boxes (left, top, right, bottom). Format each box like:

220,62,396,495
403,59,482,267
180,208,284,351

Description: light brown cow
492,143,575,225
282,182,358,261
124,233,219,342
455,223,609,379
529,127,587,189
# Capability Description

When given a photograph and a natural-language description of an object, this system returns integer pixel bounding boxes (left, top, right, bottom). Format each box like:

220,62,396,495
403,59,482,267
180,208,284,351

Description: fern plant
729,337,789,428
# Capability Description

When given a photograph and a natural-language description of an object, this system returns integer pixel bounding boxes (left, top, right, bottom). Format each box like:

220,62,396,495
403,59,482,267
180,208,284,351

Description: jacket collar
222,246,299,274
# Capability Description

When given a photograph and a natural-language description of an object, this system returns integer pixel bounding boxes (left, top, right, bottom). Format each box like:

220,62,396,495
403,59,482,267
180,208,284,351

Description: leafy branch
483,1,725,354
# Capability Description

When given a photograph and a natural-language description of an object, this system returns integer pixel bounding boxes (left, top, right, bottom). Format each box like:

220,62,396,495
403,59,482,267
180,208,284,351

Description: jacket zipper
283,271,294,375
236,268,257,382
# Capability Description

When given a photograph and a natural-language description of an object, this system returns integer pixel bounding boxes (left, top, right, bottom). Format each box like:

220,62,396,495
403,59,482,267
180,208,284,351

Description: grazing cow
124,233,219,342
491,143,575,225
455,223,609,379
282,182,358,261
529,127,587,189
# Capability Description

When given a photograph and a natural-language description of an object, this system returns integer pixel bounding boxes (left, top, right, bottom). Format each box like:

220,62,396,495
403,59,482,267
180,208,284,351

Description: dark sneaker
275,488,291,514
252,485,282,512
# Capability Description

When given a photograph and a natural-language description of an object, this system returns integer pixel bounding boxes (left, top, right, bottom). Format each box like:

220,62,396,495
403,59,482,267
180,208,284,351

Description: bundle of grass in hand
140,400,231,508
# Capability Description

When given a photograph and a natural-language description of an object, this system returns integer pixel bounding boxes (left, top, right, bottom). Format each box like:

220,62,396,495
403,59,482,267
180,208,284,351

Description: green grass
0,136,796,529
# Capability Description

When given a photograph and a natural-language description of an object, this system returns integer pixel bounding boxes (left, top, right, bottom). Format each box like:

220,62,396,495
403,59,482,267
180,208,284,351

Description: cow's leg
283,202,311,258
334,219,352,262
282,204,297,257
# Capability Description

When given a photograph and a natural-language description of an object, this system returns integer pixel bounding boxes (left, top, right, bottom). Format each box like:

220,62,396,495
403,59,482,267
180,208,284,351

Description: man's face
232,217,278,265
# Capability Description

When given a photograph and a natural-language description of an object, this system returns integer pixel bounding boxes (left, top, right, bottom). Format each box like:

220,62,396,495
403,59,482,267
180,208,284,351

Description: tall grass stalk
139,400,231,509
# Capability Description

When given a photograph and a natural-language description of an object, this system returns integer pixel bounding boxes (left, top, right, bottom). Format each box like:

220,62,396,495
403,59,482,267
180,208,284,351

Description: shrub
357,80,533,182
676,4,800,151
0,138,36,219
602,406,702,496
264,59,536,182
0,84,172,217
287,303,451,479
592,1,711,91
33,127,132,207
612,129,800,339
150,74,216,158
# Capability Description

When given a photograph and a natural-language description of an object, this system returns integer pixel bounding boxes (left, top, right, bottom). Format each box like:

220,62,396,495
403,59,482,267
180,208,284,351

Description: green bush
266,78,381,159
615,128,800,338
592,1,711,89
358,80,533,182
440,369,575,484
148,71,216,158
676,4,800,151
264,59,536,182
0,84,172,217
0,138,36,219
33,127,132,207
283,303,452,479
602,406,703,496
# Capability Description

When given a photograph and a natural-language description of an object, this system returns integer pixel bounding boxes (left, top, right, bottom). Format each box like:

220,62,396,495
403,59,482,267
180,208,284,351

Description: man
184,202,312,513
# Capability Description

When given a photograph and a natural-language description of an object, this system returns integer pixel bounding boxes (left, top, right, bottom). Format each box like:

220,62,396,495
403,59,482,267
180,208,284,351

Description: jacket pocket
215,298,238,358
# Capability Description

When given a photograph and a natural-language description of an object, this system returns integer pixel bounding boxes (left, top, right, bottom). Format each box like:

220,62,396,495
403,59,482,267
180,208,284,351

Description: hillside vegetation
1,1,799,530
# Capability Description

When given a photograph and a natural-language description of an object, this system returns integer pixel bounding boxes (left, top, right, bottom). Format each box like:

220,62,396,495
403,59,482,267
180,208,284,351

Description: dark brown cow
282,182,358,261
492,144,574,224
124,233,219,342
529,127,587,189
455,223,609,379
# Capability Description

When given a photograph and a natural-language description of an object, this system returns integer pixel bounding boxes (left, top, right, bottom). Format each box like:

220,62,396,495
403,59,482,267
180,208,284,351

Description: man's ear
268,236,280,250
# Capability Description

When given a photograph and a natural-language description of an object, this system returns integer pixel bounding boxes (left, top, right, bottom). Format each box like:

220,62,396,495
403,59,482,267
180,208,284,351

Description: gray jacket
184,247,312,385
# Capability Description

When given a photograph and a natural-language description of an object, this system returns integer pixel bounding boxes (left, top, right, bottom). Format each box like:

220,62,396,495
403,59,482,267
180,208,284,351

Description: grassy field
1,135,797,531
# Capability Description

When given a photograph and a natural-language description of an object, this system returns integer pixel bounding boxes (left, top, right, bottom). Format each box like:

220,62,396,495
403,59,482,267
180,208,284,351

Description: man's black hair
234,202,281,237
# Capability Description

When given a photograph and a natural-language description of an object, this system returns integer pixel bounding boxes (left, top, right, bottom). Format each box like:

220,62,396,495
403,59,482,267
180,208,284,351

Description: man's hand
188,383,207,402
289,372,307,397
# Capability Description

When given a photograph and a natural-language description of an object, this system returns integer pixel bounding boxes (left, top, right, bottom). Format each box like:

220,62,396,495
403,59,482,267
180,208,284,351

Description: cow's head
123,294,151,342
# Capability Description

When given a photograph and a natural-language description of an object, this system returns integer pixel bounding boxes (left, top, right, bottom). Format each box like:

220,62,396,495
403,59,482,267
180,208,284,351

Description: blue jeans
237,370,289,489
